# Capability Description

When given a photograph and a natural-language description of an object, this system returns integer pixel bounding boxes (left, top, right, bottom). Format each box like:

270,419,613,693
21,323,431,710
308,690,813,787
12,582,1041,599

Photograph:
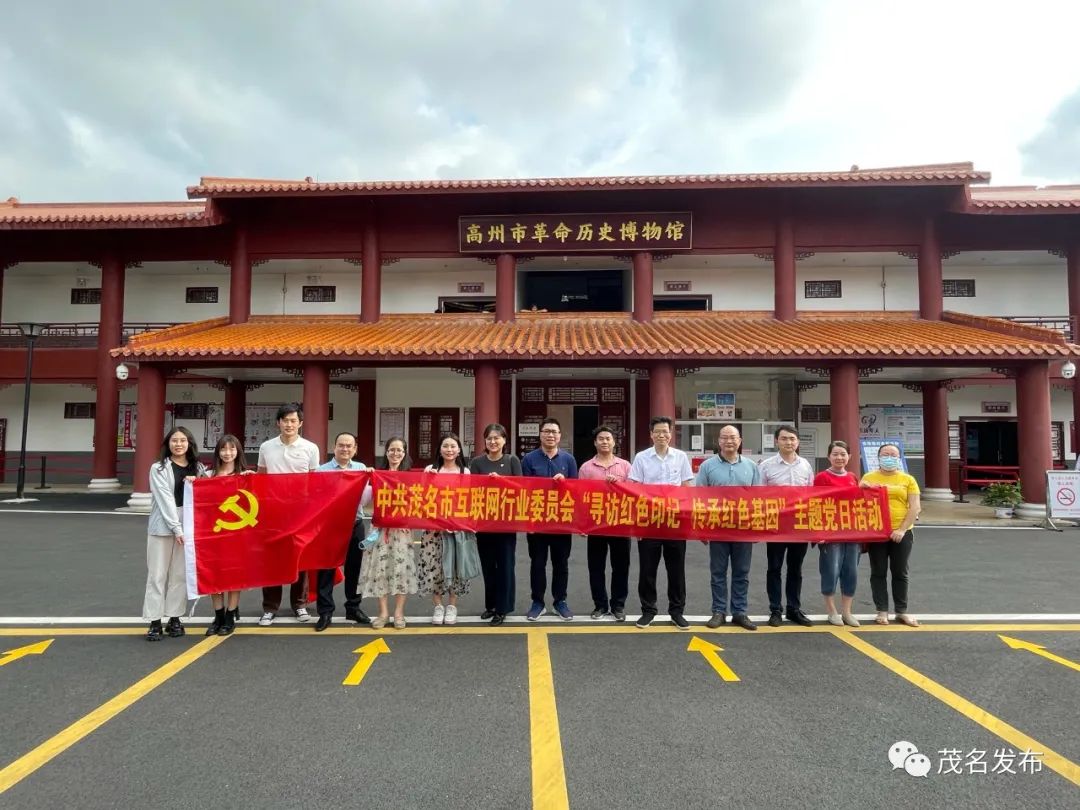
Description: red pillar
830,362,860,477
917,218,943,320
302,364,330,462
632,251,653,323
127,363,166,511
474,363,500,453
773,214,796,321
648,362,676,421
1067,243,1080,459
495,254,516,323
229,228,251,324
90,255,125,489
360,212,381,323
223,381,247,440
921,381,953,500
355,379,376,462
1016,362,1051,517
0,263,5,324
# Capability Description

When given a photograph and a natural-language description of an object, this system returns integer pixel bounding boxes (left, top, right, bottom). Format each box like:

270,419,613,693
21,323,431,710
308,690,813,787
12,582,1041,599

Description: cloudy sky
2,0,1079,202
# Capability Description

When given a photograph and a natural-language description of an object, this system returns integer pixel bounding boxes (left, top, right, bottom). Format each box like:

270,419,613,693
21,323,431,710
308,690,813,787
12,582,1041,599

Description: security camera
1063,360,1077,380
115,363,130,381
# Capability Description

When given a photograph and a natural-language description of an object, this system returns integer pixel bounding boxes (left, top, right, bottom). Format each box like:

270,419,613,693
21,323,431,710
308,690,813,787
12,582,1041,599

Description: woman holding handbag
359,437,418,629
417,433,473,625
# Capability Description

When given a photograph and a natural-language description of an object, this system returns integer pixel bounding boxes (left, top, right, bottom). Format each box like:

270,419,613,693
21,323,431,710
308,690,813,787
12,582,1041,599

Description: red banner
183,471,367,597
372,471,890,542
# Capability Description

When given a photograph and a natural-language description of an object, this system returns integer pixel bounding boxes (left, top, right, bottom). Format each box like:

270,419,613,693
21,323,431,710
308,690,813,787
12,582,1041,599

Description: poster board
1046,470,1080,518
246,405,280,450
204,403,225,449
696,393,735,420
379,408,406,444
860,405,924,454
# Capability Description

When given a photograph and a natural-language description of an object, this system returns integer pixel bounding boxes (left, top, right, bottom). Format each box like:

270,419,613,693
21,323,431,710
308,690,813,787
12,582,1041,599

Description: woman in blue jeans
813,441,860,627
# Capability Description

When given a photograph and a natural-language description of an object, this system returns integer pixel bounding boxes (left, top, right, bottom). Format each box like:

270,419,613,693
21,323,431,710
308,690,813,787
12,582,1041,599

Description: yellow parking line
831,630,1080,788
528,633,569,810
0,635,228,795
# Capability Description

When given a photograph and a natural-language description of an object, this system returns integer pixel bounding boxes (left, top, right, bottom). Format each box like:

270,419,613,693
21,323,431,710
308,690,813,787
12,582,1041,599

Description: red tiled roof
0,198,216,229
967,185,1080,212
112,310,1073,363
187,163,989,198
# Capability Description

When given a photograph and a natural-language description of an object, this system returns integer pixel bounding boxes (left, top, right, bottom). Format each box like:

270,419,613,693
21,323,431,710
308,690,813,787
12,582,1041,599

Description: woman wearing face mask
814,440,860,627
859,444,921,627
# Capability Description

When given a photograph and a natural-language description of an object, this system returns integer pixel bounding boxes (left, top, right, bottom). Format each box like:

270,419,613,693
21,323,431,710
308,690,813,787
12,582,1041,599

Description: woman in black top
468,423,522,625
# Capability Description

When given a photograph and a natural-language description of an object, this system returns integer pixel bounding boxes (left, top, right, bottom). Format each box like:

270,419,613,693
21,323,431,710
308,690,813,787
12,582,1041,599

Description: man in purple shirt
578,425,633,621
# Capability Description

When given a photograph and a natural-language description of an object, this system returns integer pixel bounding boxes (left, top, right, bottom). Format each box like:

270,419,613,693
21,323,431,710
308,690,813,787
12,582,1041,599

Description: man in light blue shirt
314,432,370,631
695,424,762,631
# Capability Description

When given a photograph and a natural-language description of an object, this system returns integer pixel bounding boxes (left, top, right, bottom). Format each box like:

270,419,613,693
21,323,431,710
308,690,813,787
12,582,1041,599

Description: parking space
1,626,1077,808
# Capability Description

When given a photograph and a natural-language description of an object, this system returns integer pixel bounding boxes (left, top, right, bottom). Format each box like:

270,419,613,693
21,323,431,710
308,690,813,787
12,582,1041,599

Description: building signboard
458,212,692,253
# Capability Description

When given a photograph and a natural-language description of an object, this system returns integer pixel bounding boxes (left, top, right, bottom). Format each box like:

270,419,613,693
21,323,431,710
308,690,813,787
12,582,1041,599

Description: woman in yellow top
860,444,921,627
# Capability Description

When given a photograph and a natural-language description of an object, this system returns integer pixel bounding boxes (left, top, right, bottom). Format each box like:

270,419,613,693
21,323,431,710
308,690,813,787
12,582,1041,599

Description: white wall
654,266,773,310
382,268,496,314
941,265,1066,317
2,268,103,323
125,272,230,321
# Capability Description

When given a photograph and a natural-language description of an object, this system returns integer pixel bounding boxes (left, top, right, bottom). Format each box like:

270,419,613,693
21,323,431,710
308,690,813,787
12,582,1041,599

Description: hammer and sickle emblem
213,489,260,533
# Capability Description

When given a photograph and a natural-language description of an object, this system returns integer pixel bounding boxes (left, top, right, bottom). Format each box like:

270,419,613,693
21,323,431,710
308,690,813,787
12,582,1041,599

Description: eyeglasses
540,429,560,435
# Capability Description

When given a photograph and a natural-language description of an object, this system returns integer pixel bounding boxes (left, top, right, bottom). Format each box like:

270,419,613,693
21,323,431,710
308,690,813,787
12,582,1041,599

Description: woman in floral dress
417,433,470,625
360,437,418,629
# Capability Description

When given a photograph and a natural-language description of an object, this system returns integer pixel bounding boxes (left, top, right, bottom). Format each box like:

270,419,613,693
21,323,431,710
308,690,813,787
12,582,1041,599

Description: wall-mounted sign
458,282,485,294
518,423,540,437
696,393,735,420
860,405,924,454
981,401,1011,414
458,212,692,253
664,280,692,292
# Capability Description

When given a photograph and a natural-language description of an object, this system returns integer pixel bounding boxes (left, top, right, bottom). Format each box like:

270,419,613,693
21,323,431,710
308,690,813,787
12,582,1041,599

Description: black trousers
478,531,517,615
316,520,366,617
765,541,809,613
868,530,913,613
587,535,631,611
637,538,686,615
528,533,572,604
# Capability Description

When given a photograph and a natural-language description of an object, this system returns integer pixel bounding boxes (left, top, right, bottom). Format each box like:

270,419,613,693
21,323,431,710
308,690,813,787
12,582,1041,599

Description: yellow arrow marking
0,639,53,668
687,635,739,682
342,638,390,686
999,635,1080,673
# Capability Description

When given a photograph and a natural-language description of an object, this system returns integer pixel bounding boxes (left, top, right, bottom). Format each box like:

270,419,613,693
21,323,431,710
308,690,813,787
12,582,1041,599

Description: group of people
141,404,921,641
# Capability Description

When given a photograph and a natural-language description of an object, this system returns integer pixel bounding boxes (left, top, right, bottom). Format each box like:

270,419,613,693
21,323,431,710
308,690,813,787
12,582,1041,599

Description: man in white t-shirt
256,403,322,626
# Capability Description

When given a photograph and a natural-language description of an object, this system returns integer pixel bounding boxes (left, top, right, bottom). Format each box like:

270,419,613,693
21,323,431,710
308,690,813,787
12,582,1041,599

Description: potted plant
981,480,1021,518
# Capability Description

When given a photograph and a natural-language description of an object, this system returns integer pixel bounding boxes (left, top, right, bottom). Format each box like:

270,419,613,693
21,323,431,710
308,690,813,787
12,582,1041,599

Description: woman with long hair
469,423,521,625
814,440,861,627
359,437,418,629
204,434,252,636
417,432,470,625
143,426,207,641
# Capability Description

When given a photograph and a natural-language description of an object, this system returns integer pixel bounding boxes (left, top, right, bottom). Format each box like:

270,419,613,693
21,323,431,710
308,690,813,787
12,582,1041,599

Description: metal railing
0,322,178,348
1000,316,1071,341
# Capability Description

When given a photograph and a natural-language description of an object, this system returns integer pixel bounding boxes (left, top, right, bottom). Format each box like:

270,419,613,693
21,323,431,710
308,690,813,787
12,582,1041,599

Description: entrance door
964,420,1019,466
408,408,460,467
572,405,600,467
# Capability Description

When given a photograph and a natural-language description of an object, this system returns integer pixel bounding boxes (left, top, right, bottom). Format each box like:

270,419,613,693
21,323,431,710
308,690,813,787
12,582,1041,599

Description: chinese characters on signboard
458,212,693,253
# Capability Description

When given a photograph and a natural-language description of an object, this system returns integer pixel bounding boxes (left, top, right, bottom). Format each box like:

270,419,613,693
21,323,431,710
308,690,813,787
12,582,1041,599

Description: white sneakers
432,604,446,625
294,607,311,622
444,605,458,625
258,612,275,627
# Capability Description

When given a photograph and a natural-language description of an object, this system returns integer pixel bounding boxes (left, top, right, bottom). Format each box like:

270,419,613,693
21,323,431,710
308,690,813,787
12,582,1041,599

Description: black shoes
611,606,626,622
768,611,783,627
731,613,758,631
491,613,505,626
205,622,220,636
345,608,372,625
146,621,163,642
635,612,656,629
231,608,240,623
218,618,235,636
165,617,185,638
787,609,814,627
315,614,333,632
706,613,726,629
481,609,496,620
670,613,690,630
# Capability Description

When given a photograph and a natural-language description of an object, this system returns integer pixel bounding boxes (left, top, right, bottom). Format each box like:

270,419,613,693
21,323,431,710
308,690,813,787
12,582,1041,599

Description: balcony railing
999,315,1071,342
0,322,177,348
